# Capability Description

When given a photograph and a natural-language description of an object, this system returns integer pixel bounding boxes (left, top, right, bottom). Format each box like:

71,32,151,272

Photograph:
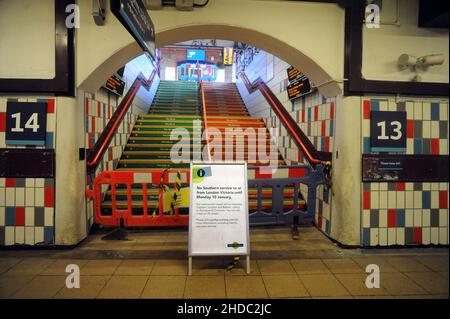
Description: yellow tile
414,256,449,272
4,258,55,276
263,275,309,298
335,273,389,296
385,257,430,272
97,275,148,299
299,274,350,297
404,272,449,295
225,276,268,299
12,276,66,299
0,275,34,298
191,259,225,276
290,259,331,275
151,260,187,275
41,259,88,276
141,276,186,299
80,259,122,276
352,257,398,273
225,259,261,276
0,258,22,275
114,260,155,276
380,272,427,296
184,276,225,299
257,260,296,275
55,276,110,299
322,258,364,274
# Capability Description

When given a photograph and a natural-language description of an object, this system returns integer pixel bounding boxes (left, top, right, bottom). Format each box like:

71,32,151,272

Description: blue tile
46,132,54,148
370,100,380,111
414,139,422,154
5,207,15,226
329,120,334,137
325,220,331,235
363,137,371,154
307,108,311,121
396,209,405,227
44,227,54,244
422,191,431,209
431,103,440,121
362,228,371,246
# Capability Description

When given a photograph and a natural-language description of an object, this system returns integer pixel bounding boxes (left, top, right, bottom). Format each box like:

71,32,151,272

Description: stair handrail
239,72,331,167
199,80,212,161
87,60,161,173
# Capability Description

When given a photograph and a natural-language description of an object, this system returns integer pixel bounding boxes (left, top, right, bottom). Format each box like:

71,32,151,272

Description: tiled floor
0,226,448,299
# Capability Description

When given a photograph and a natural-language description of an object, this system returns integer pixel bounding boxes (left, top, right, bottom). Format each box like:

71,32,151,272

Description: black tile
370,210,379,228
35,207,45,227
430,209,440,227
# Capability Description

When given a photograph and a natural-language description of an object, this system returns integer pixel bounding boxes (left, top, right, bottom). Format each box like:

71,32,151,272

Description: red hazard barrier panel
86,169,190,227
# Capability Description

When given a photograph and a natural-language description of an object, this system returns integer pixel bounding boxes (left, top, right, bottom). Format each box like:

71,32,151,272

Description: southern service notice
188,163,249,256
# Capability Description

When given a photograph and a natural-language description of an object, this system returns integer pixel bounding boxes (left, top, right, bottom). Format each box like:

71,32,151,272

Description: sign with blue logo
5,101,47,146
186,49,205,61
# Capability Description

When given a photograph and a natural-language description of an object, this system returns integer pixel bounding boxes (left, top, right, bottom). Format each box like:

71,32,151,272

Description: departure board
286,73,312,100
287,66,301,82
104,73,126,96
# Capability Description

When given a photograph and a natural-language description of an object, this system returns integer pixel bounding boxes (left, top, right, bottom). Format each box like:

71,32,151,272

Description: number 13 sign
370,111,406,153
5,101,47,146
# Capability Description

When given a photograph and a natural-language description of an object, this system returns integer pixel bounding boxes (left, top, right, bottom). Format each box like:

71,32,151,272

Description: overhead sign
111,0,156,59
286,74,312,100
5,101,47,146
189,162,249,256
370,111,407,152
287,66,301,82
223,47,234,65
186,49,205,61
103,73,126,96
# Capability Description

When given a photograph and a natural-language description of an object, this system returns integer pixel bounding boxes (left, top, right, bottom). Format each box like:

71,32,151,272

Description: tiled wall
236,51,335,236
85,55,159,229
361,97,449,246
0,97,56,246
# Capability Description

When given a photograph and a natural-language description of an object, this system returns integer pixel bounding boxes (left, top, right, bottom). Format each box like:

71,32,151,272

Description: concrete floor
0,226,448,299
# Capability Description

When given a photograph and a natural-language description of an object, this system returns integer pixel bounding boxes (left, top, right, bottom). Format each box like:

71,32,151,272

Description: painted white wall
0,0,55,79
76,0,345,97
363,0,449,83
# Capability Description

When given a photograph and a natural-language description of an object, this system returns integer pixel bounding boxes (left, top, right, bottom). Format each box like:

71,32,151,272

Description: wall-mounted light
397,54,445,81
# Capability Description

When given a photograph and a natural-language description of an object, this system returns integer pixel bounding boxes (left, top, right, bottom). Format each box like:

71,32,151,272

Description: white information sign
188,162,250,257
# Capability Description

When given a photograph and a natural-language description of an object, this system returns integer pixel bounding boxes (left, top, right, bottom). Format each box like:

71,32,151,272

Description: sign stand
188,162,250,275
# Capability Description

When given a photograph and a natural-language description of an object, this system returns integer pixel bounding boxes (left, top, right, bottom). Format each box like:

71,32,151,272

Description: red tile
91,117,95,132
413,227,422,244
325,137,330,152
85,97,89,115
388,209,396,227
47,99,55,113
255,168,272,179
407,120,414,138
97,101,101,117
301,110,305,123
363,100,371,119
321,121,326,136
431,139,440,155
314,106,319,121
44,187,54,207
5,178,16,187
363,191,371,209
288,167,306,178
317,215,323,228
439,191,448,209
15,207,25,226
330,102,335,119
0,112,6,132
396,182,405,191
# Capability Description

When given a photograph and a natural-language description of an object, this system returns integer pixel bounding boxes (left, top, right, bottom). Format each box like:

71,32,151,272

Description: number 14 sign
370,111,406,153
5,101,47,146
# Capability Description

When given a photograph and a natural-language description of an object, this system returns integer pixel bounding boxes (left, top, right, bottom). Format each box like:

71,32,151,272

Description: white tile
379,192,388,209
440,140,448,155
25,188,35,207
439,228,448,245
405,102,414,119
405,209,414,227
25,226,34,245
413,102,422,120
25,178,35,188
379,183,388,191
15,226,25,244
35,227,44,244
439,103,448,120
439,183,448,190
405,191,414,209
25,207,34,226
379,209,387,228
370,228,379,246
0,188,4,207
422,227,430,245
422,183,431,191
422,209,431,227
370,192,379,209
414,209,422,227
413,191,422,208
5,227,15,245
35,178,45,187
362,210,370,228
388,191,397,208
439,209,448,227
431,191,439,208
5,188,15,206
422,102,431,120
387,228,396,246
0,207,4,226
430,227,439,244
35,188,44,207
379,228,388,245
396,228,405,245
422,121,431,138
396,192,405,208
431,121,440,138
15,187,25,206
370,183,379,191
44,208,54,226
431,183,440,191
405,183,414,191
0,179,4,187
